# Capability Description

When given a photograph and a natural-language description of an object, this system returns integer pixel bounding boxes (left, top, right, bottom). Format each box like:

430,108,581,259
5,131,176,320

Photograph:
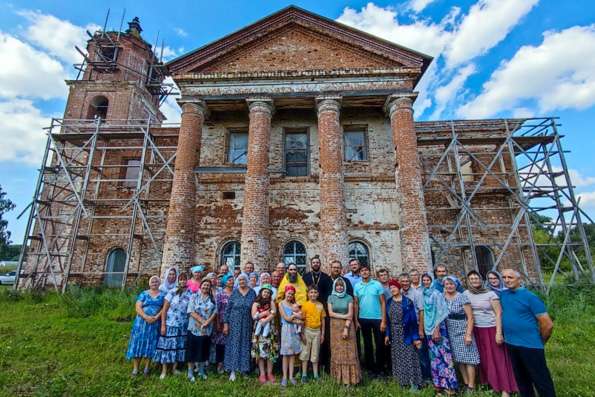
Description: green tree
0,184,16,256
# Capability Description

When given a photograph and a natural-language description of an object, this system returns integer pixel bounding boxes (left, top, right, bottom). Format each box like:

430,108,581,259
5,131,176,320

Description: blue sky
1,0,594,243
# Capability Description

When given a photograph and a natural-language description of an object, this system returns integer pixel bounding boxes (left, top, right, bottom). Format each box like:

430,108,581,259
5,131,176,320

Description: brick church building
17,7,547,290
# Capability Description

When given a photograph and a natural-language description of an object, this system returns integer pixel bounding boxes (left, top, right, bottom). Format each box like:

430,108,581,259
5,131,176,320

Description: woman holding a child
251,283,279,384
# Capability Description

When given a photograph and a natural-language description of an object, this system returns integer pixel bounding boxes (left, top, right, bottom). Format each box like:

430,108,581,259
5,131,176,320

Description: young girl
279,284,302,387
154,272,192,379
186,279,216,381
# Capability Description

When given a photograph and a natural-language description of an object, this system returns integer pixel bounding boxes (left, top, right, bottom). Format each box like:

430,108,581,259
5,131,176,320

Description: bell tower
63,17,165,122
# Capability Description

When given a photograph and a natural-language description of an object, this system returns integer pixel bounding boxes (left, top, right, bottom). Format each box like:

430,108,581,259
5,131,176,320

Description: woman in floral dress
223,274,256,381
154,272,192,379
212,274,233,373
251,284,279,384
421,273,458,395
126,275,165,376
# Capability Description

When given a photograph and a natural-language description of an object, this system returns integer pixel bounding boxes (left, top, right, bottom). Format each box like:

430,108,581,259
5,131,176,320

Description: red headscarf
388,279,401,289
284,284,296,294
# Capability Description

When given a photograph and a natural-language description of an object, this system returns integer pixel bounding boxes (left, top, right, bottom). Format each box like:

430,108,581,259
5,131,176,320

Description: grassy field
0,284,593,397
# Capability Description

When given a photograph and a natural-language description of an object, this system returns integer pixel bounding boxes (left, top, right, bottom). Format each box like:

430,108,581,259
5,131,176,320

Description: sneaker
159,373,166,380
280,379,287,387
229,372,237,382
290,378,297,386
143,367,150,377
301,375,308,384
131,369,138,377
200,373,208,381
187,369,195,383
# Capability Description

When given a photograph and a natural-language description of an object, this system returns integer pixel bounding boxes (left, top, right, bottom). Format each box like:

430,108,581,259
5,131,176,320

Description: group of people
126,257,556,396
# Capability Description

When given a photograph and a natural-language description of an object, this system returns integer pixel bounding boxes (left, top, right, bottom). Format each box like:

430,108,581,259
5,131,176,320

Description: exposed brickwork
317,97,349,271
388,96,432,273
240,99,274,270
161,102,205,273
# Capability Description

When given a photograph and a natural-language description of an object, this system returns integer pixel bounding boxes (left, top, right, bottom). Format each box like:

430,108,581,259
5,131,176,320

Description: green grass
0,285,593,397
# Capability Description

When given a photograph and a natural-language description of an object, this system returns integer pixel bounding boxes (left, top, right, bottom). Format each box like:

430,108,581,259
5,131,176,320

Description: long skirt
427,333,458,391
153,325,187,364
126,316,160,360
474,327,518,393
330,318,361,385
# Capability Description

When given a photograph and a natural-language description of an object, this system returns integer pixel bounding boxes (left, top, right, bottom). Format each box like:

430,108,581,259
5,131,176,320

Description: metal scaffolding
14,118,180,292
418,117,594,290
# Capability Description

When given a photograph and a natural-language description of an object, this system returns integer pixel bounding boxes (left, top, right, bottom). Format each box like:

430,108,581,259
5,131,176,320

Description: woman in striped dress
126,275,165,376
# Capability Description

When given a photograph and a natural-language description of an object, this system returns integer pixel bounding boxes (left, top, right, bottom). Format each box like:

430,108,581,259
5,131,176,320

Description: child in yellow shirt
299,286,326,382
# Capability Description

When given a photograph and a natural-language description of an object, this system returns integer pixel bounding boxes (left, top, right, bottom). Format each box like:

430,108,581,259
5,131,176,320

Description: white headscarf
159,266,178,293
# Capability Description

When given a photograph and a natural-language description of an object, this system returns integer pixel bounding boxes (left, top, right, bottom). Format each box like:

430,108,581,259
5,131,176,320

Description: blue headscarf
221,273,234,287
191,264,204,273
422,272,449,335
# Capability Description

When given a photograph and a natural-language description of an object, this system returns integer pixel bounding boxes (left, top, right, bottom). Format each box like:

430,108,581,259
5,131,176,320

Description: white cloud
336,2,538,118
577,191,595,208
18,10,100,64
161,46,180,61
568,169,595,187
512,107,534,118
337,3,453,57
159,77,181,123
0,99,49,165
458,25,595,118
444,0,538,68
407,0,436,13
431,63,476,118
174,27,188,37
0,31,67,99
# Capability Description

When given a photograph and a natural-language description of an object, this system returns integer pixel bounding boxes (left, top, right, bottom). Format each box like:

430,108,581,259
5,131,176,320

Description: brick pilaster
161,101,206,273
317,96,349,272
387,95,432,273
240,98,274,271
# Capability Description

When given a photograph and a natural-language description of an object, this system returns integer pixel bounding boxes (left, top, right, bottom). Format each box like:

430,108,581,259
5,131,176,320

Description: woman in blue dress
154,272,192,379
126,275,165,376
223,273,256,381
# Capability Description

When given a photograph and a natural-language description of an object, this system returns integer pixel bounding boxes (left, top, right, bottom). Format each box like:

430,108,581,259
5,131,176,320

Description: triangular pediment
168,6,432,76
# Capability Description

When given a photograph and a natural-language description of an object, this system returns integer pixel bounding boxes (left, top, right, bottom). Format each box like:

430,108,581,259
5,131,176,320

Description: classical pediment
167,6,432,78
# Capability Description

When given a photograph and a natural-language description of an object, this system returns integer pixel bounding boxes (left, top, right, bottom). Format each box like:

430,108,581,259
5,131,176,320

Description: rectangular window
123,159,141,187
344,130,368,161
227,131,248,165
284,130,308,177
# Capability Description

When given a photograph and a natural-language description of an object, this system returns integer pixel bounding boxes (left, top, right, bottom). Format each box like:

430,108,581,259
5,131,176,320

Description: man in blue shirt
354,264,386,377
344,258,362,288
501,269,555,397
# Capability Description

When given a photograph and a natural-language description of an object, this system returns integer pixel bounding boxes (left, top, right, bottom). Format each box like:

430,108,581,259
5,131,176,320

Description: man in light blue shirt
354,265,386,377
501,269,555,397
344,258,362,288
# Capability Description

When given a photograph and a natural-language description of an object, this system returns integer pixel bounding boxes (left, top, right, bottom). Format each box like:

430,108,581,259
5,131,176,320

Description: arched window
220,241,241,268
104,248,126,288
475,245,495,277
87,95,109,120
283,241,307,271
349,241,370,267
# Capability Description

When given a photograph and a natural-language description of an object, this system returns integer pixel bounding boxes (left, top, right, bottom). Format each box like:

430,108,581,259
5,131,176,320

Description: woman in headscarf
248,272,259,289
384,279,422,389
126,275,165,376
251,283,279,384
154,272,192,379
485,270,506,296
205,272,218,297
212,274,234,374
421,273,458,395
187,265,204,293
223,273,256,381
159,267,178,294
444,275,480,392
327,278,361,386
464,271,518,397
254,272,277,300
